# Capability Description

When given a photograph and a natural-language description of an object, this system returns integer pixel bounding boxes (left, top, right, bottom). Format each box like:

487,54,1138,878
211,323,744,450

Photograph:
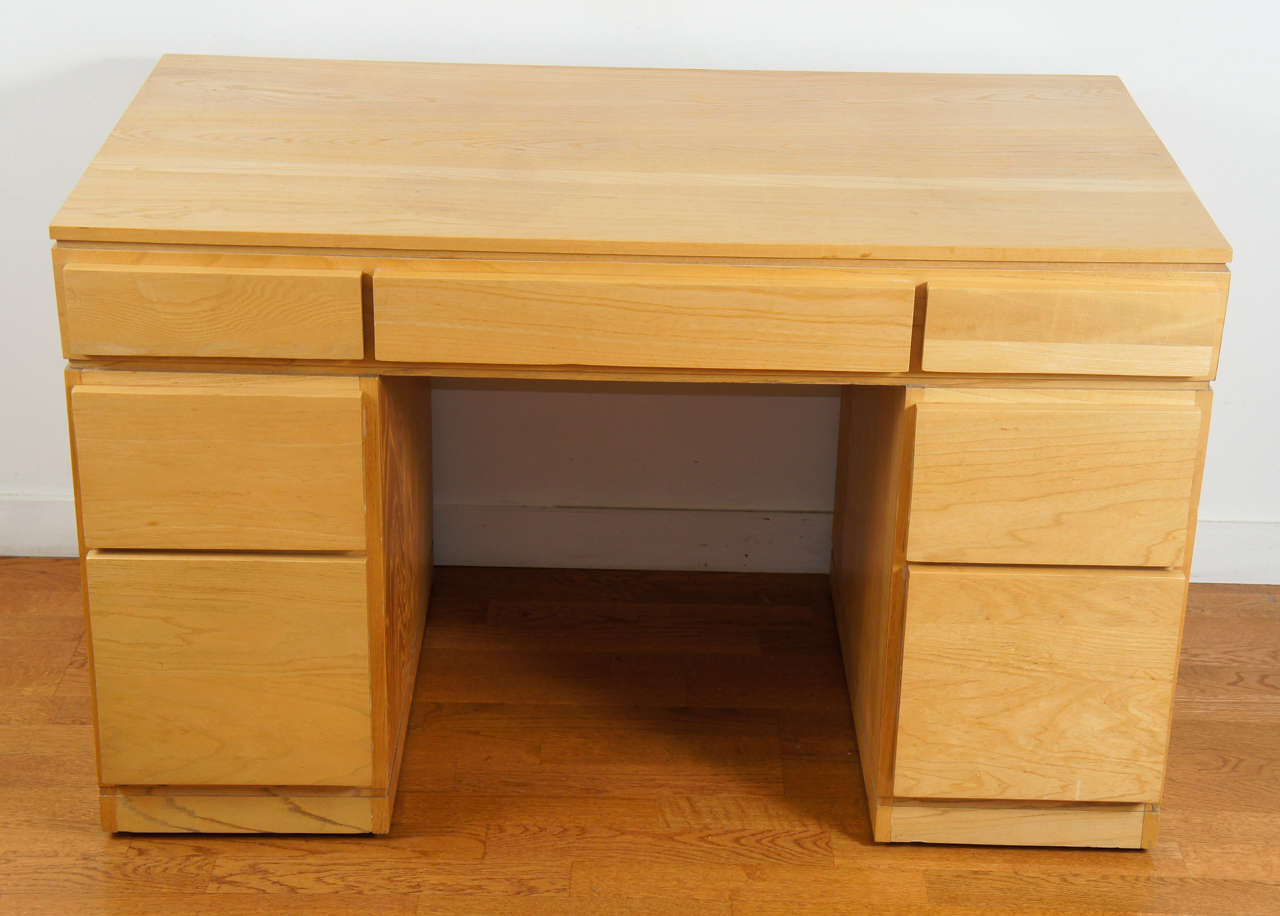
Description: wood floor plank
685,652,849,710
923,869,1280,913
0,638,80,696
1185,583,1280,618
452,756,786,799
415,648,688,707
207,855,570,895
570,861,930,907
0,895,419,915
0,844,214,894
1163,717,1280,810
416,896,733,915
484,823,834,867
393,792,663,830
125,826,488,862
1179,615,1280,667
425,598,771,655
0,697,63,726
659,794,863,832
51,632,91,698
1175,664,1280,721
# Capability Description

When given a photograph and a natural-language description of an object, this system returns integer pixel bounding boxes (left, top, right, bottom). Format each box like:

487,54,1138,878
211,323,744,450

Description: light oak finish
58,260,364,359
374,261,915,371
70,372,367,550
65,373,434,832
893,564,1188,803
72,356,1229,387
84,552,373,786
922,269,1230,378
52,247,1231,385
886,800,1153,848
906,388,1206,567
50,56,1230,262
6,561,1280,909
61,369,432,833
104,788,379,834
44,56,1234,849
829,386,913,828
362,377,434,821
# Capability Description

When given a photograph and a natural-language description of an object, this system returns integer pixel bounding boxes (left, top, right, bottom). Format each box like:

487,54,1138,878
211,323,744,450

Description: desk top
51,55,1229,263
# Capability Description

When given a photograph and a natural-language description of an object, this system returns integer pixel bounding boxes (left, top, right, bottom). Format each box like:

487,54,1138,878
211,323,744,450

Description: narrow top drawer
70,372,367,550
59,261,364,359
373,261,916,372
922,270,1229,378
905,389,1207,568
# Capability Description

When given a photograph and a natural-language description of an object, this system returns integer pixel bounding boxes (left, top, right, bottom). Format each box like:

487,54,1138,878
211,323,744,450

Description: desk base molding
102,787,390,834
877,799,1158,849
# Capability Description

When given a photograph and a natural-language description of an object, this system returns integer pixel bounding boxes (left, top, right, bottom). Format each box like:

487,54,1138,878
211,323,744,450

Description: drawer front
71,374,366,550
86,552,373,786
922,270,1229,378
906,392,1204,567
894,565,1186,802
373,261,915,371
61,262,364,359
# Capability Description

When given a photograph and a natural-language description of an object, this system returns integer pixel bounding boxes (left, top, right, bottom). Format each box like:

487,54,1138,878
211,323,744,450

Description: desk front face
48,57,1229,847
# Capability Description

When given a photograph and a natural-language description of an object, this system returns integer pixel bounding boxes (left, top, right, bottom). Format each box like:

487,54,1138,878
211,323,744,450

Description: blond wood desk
51,55,1230,847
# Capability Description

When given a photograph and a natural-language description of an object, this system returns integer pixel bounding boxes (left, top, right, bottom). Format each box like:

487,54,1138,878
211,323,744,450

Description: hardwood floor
1,558,1277,913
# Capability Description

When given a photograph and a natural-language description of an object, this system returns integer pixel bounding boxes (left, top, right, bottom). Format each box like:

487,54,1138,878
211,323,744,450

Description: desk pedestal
832,385,1210,847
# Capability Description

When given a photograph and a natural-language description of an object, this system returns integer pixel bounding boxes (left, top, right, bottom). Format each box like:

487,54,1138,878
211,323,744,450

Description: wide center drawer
373,260,916,371
70,372,367,550
905,389,1206,567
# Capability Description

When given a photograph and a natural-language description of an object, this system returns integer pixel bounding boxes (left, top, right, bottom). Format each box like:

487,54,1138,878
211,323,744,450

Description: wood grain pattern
906,389,1205,566
59,261,364,359
373,378,433,819
70,355,1227,387
3,561,1280,909
106,790,377,834
828,385,912,838
49,56,1230,262
894,565,1188,802
52,249,1236,384
358,377,433,827
888,800,1150,848
922,269,1230,378
373,261,915,371
84,552,373,786
70,372,367,550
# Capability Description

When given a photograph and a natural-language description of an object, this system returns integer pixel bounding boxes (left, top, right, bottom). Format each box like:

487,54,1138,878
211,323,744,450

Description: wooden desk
51,55,1230,847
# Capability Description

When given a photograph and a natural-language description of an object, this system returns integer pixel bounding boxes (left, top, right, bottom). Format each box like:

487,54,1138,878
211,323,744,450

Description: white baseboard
434,504,832,573
0,493,78,556
1189,520,1280,584
4,493,1277,584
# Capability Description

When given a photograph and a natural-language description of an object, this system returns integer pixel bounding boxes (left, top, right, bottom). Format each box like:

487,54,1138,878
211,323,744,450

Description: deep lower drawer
893,564,1187,802
86,551,374,786
373,260,916,371
905,388,1206,567
70,372,367,550
59,260,364,359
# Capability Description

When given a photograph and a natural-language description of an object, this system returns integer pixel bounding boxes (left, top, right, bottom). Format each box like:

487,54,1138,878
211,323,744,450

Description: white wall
2,1,1277,582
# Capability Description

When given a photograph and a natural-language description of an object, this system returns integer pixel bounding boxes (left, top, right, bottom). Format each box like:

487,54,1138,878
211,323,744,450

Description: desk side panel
830,385,914,838
366,376,433,828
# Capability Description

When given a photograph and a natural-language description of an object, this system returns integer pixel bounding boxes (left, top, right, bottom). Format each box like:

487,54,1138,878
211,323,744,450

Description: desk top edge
50,54,1232,264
